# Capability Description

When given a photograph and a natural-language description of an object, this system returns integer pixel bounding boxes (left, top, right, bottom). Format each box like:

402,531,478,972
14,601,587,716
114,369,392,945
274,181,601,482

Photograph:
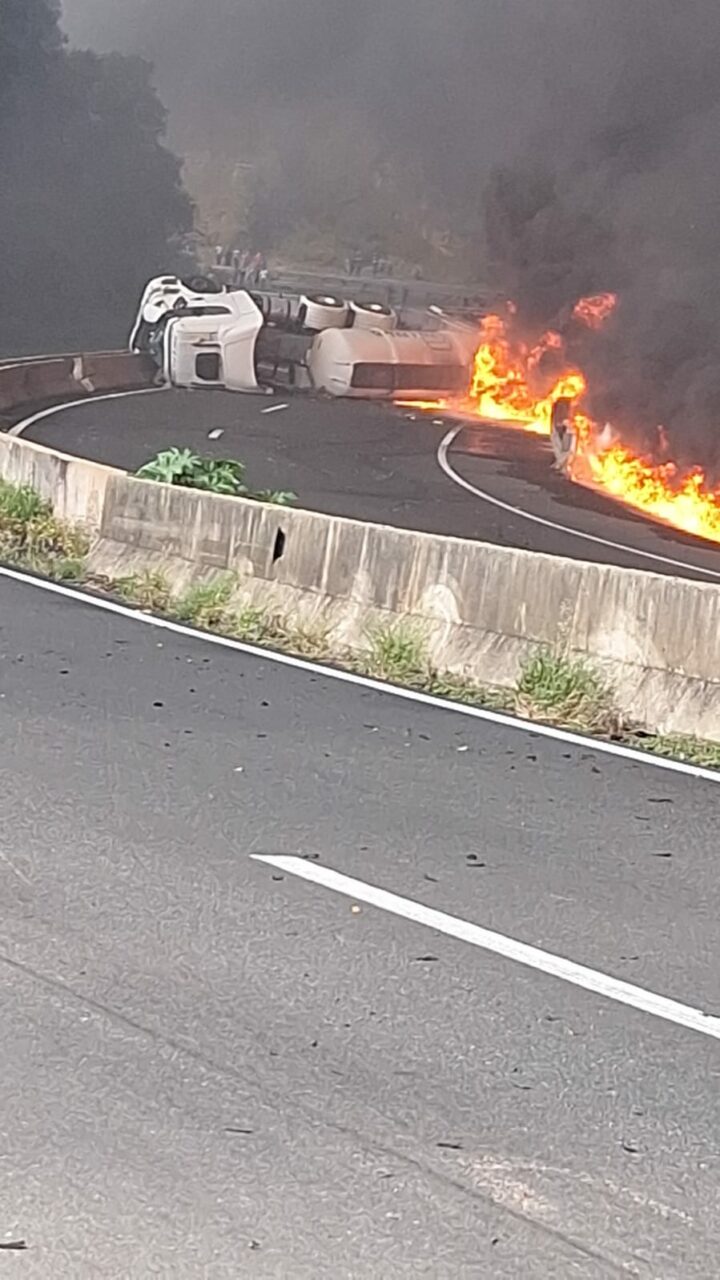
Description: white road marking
261,402,289,415
0,564,718,785
438,426,720,582
9,387,165,438
253,855,720,1044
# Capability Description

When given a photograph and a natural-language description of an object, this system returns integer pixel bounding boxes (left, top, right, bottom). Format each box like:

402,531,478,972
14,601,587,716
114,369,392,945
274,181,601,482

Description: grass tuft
0,480,47,523
225,603,274,645
50,557,87,582
514,647,619,733
626,732,720,770
173,574,236,629
359,624,429,684
429,671,513,712
0,480,89,577
114,570,174,612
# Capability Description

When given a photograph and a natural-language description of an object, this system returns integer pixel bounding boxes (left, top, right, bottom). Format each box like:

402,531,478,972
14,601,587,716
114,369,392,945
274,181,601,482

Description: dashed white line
261,402,289,415
438,425,720,582
253,855,720,1044
0,564,718,784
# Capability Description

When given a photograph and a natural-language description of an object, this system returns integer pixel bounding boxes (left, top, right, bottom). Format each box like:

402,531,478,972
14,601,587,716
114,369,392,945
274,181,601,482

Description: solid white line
252,855,720,1044
438,426,720,582
0,563,718,785
9,387,165,438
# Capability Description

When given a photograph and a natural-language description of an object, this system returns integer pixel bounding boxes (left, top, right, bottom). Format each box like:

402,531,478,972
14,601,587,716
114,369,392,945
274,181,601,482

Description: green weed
135,449,295,505
114,570,174,612
627,732,720,771
226,603,273,645
359,623,429,684
0,480,46,522
515,647,618,733
173,574,236,629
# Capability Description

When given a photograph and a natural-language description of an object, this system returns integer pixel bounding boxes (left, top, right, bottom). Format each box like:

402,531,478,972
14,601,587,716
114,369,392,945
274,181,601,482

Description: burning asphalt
409,294,720,546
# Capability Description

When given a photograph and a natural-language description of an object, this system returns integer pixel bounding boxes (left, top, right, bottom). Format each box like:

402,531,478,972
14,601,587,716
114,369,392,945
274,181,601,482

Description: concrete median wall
0,351,155,414
1,353,718,737
0,408,718,738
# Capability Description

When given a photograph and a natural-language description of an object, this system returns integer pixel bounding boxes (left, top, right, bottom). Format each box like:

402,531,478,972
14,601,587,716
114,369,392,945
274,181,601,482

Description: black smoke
62,2,720,466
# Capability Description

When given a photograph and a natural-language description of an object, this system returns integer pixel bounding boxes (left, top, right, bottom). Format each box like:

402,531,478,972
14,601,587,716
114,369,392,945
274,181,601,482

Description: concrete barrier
0,351,155,413
0,432,121,527
0,414,717,739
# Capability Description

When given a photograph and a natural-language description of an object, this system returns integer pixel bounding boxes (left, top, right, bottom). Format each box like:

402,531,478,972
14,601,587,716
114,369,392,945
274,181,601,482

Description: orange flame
465,314,586,434
572,292,617,330
581,448,720,542
458,302,720,546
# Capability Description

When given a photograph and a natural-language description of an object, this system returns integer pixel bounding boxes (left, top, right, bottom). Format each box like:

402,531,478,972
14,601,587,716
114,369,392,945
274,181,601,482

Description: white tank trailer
129,276,477,400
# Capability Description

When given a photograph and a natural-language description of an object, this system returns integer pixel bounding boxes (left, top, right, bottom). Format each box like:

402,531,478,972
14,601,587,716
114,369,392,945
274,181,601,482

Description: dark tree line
0,0,192,356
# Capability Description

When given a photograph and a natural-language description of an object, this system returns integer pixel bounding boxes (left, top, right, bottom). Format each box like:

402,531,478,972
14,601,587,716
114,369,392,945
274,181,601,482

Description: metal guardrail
209,266,499,314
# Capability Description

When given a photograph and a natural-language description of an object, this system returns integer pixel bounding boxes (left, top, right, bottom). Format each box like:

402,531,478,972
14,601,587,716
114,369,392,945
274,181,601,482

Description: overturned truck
130,276,477,400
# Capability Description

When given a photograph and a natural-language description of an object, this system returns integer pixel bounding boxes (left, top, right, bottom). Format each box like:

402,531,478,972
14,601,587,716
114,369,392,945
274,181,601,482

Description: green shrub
135,449,295,505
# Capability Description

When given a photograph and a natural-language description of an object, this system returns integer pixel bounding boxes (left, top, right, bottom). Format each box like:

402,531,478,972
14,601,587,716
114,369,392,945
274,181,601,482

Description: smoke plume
62,1,720,465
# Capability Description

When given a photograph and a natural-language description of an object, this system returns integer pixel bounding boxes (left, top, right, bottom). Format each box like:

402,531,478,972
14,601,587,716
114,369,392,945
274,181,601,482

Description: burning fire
466,313,586,435
571,293,617,330
457,299,720,546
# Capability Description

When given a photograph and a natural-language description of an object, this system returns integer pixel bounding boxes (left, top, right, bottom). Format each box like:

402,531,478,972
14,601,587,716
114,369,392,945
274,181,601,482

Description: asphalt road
17,388,720,582
1,573,719,1277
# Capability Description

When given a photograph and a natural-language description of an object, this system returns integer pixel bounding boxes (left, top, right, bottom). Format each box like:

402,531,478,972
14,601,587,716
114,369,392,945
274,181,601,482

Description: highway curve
1,570,719,1277
15,386,720,582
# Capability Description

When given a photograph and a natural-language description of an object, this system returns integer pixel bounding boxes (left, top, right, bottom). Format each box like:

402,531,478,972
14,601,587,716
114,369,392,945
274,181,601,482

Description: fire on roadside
407,296,720,546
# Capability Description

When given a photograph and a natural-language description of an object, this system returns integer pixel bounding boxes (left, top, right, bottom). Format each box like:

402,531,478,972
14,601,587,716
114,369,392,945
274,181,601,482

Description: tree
0,2,192,355
0,0,62,113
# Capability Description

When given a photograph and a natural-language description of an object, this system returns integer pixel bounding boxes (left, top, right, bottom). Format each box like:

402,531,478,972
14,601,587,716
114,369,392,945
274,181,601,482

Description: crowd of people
210,242,424,289
214,245,269,287
343,249,423,279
